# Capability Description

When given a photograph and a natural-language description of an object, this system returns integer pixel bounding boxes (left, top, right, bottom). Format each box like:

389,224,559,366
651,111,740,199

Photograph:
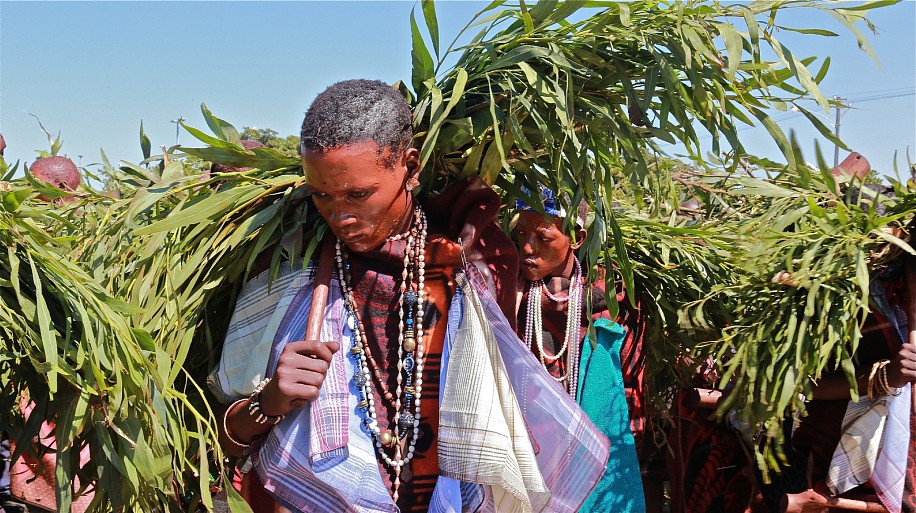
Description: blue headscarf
515,186,587,227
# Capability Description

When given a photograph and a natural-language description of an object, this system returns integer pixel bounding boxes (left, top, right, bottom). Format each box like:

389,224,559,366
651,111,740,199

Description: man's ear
403,147,421,181
570,227,587,250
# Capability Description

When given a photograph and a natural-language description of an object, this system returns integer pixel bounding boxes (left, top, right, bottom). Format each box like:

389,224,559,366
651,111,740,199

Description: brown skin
515,210,585,283
221,141,421,453
303,141,421,254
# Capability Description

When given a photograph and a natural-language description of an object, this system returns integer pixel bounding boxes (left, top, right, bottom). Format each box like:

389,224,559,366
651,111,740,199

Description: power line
849,90,915,103
793,88,915,104
663,90,914,144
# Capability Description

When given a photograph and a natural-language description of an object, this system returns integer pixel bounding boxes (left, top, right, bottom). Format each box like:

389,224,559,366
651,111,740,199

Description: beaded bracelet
867,360,884,401
222,399,252,455
248,378,285,425
878,360,903,397
868,359,903,400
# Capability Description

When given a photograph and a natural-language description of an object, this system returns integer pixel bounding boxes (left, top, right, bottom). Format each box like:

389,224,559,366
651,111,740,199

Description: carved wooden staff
907,256,916,411
306,236,335,343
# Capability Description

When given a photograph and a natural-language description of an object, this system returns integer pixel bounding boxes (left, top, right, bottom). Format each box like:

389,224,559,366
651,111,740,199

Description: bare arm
218,339,340,456
809,343,916,402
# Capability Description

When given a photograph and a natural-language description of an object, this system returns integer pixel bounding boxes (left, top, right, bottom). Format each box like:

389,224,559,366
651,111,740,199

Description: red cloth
666,391,754,513
420,177,519,326
341,177,518,512
236,177,517,512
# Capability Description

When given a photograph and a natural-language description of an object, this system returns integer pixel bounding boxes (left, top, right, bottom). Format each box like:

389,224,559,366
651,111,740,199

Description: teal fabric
576,318,646,513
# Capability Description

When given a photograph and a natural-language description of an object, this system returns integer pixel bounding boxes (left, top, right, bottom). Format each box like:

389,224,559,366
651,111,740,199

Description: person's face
515,210,584,282
303,141,420,254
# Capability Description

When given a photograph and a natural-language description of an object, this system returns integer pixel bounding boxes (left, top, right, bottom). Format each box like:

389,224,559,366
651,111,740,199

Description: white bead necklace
523,256,583,398
336,206,427,500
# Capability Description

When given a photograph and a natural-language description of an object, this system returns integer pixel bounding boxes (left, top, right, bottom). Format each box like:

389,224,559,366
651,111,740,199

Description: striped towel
459,267,611,513
216,264,609,512
826,280,912,513
826,386,911,513
207,261,311,402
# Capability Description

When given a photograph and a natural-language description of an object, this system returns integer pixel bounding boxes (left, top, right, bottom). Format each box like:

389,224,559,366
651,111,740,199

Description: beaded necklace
523,256,583,398
336,206,427,501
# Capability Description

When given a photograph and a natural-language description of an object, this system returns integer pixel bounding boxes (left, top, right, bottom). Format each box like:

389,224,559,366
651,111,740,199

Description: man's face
303,141,419,254
515,210,576,282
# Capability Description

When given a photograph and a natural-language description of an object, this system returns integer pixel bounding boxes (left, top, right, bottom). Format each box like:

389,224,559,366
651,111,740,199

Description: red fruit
30,155,81,201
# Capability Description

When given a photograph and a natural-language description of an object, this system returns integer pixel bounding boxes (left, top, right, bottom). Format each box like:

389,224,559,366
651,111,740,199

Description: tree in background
240,127,299,157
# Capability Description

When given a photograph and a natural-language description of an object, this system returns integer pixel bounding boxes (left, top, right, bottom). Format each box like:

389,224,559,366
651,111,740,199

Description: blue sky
1,1,914,179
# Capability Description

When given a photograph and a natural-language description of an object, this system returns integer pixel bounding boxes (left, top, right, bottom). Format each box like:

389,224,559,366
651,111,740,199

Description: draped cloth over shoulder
242,264,609,512
436,269,610,513
575,319,646,513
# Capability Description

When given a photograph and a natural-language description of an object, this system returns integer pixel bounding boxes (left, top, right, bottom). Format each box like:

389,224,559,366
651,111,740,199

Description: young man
211,80,610,513
513,191,648,513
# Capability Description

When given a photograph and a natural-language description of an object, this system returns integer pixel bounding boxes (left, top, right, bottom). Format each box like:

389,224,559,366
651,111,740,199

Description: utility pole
833,96,846,169
170,116,185,146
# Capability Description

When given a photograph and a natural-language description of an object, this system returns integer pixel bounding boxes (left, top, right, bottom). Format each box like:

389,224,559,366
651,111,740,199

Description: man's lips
338,232,366,244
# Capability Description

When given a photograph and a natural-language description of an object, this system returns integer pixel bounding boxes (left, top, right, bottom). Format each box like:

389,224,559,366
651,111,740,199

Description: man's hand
259,340,340,416
887,342,916,388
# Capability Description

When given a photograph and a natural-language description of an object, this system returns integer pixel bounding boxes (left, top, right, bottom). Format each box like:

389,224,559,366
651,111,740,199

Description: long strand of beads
527,284,569,382
524,257,584,386
336,206,428,501
408,210,427,462
533,283,570,363
565,270,583,398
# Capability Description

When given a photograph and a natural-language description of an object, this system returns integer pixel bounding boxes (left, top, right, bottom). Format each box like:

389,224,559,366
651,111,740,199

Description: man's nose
327,205,357,228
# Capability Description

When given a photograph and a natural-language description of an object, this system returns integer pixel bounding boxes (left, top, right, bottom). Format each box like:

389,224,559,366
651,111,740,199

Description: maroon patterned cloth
666,391,754,513
342,177,518,513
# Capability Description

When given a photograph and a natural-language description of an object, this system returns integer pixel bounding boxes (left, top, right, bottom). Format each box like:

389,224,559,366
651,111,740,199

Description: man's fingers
288,339,339,362
277,382,322,403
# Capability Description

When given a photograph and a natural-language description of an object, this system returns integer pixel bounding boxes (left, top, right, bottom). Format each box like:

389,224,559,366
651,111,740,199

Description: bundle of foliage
683,145,916,476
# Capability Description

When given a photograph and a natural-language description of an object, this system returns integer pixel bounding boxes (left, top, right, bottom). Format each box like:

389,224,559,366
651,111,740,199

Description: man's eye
540,236,551,243
349,191,369,200
311,192,329,200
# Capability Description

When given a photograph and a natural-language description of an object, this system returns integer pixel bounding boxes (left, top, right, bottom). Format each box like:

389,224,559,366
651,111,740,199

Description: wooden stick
824,496,889,512
905,257,916,411
305,236,334,342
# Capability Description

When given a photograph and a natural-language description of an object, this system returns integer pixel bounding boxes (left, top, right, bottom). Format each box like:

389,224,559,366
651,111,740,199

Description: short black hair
300,79,413,166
